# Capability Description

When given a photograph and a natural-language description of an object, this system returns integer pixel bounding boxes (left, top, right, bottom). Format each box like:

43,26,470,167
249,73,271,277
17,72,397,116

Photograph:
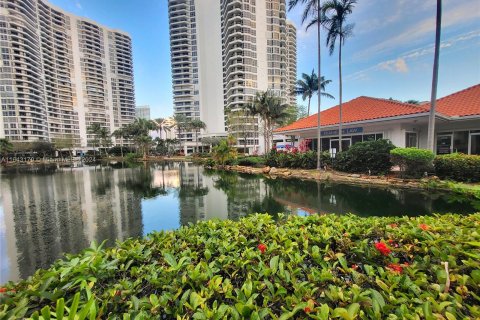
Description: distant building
135,106,151,120
275,84,480,155
0,0,135,149
167,0,297,154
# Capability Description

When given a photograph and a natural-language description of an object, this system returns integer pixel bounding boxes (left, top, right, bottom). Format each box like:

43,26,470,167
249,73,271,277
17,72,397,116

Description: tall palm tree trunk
316,0,322,170
338,30,343,152
307,96,311,116
427,0,442,152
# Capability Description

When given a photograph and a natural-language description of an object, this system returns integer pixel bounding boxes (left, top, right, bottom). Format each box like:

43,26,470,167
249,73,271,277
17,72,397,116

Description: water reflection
0,162,477,284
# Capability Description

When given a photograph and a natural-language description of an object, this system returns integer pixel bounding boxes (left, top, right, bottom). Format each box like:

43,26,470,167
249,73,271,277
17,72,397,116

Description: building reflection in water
1,165,143,283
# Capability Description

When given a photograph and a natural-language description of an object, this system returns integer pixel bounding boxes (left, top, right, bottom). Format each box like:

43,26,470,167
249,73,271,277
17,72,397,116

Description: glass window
471,134,480,155
453,131,468,154
352,135,362,145
436,135,452,155
321,138,329,152
405,132,417,148
363,134,375,141
376,133,383,140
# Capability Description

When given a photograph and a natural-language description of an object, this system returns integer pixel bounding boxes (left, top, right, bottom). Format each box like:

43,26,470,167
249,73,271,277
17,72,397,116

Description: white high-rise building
168,0,297,154
0,0,135,149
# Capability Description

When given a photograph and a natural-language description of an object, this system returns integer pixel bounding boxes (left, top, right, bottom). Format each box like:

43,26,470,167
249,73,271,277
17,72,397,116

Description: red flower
389,223,398,228
258,243,267,254
388,239,394,244
0,287,7,293
115,290,122,296
351,264,359,270
387,263,403,273
419,224,430,231
304,307,312,313
374,242,391,256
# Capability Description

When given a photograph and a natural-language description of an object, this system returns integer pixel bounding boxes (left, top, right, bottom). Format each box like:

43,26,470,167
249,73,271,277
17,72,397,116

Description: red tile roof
429,84,480,117
276,96,428,132
276,84,480,133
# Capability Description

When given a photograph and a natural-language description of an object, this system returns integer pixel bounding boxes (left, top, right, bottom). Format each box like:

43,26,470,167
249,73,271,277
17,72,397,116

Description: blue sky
49,0,480,118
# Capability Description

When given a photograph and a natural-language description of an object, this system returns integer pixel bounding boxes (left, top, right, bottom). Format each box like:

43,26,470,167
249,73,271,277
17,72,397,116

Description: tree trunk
316,0,322,170
338,27,343,152
427,0,442,152
307,96,311,116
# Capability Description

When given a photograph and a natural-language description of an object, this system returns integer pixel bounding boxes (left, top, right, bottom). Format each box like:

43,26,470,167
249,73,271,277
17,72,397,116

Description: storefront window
405,132,417,148
471,134,480,155
363,134,376,141
321,138,329,152
352,135,362,145
453,131,468,154
376,133,383,140
436,134,452,154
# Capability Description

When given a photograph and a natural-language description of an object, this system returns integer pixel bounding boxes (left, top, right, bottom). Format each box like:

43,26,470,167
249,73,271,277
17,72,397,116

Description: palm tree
98,127,111,156
248,91,290,153
112,128,126,157
173,114,189,153
0,138,13,159
294,70,334,115
427,0,442,152
288,0,323,169
321,0,357,152
189,119,207,154
87,123,102,156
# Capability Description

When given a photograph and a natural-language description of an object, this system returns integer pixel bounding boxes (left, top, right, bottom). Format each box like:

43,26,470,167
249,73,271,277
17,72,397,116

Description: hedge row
1,213,479,319
434,153,480,182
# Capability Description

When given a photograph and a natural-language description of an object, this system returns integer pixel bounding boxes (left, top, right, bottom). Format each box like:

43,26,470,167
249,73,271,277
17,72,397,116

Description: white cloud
379,58,409,73
354,1,480,61
346,30,480,81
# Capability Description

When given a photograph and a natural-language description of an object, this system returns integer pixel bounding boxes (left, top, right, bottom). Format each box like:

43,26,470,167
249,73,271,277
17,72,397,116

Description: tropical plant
126,118,156,160
288,0,324,169
321,0,357,152
98,127,112,156
332,139,396,174
112,127,128,157
52,135,76,160
293,70,334,115
87,123,103,156
427,0,443,152
212,138,237,166
390,147,435,178
247,91,290,153
0,138,13,158
1,213,479,319
189,119,207,154
173,114,190,151
31,141,55,160
434,153,480,182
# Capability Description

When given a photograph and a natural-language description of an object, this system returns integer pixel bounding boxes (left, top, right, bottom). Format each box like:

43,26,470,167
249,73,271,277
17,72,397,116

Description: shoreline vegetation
1,213,479,319
2,156,478,200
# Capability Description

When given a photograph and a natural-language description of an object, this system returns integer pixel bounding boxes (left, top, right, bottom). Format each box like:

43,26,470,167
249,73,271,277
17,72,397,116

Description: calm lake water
0,161,477,284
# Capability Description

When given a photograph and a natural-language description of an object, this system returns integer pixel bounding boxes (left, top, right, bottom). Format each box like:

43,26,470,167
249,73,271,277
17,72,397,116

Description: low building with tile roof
275,84,480,155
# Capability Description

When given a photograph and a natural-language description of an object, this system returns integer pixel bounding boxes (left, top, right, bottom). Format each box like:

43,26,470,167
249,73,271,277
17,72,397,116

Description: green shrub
434,153,480,182
332,139,395,174
203,158,215,168
1,213,479,319
108,146,136,156
265,150,331,169
237,156,265,167
125,152,140,162
390,147,435,178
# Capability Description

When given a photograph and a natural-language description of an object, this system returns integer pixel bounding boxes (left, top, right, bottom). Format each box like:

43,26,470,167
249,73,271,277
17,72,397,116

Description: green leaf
56,298,65,319
190,292,204,310
270,256,279,274
347,303,360,319
163,252,177,268
319,304,330,320
41,306,51,320
423,302,434,320
68,292,80,320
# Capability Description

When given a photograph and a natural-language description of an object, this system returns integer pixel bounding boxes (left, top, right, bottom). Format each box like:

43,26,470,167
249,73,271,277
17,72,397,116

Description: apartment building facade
168,0,297,154
0,0,135,149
